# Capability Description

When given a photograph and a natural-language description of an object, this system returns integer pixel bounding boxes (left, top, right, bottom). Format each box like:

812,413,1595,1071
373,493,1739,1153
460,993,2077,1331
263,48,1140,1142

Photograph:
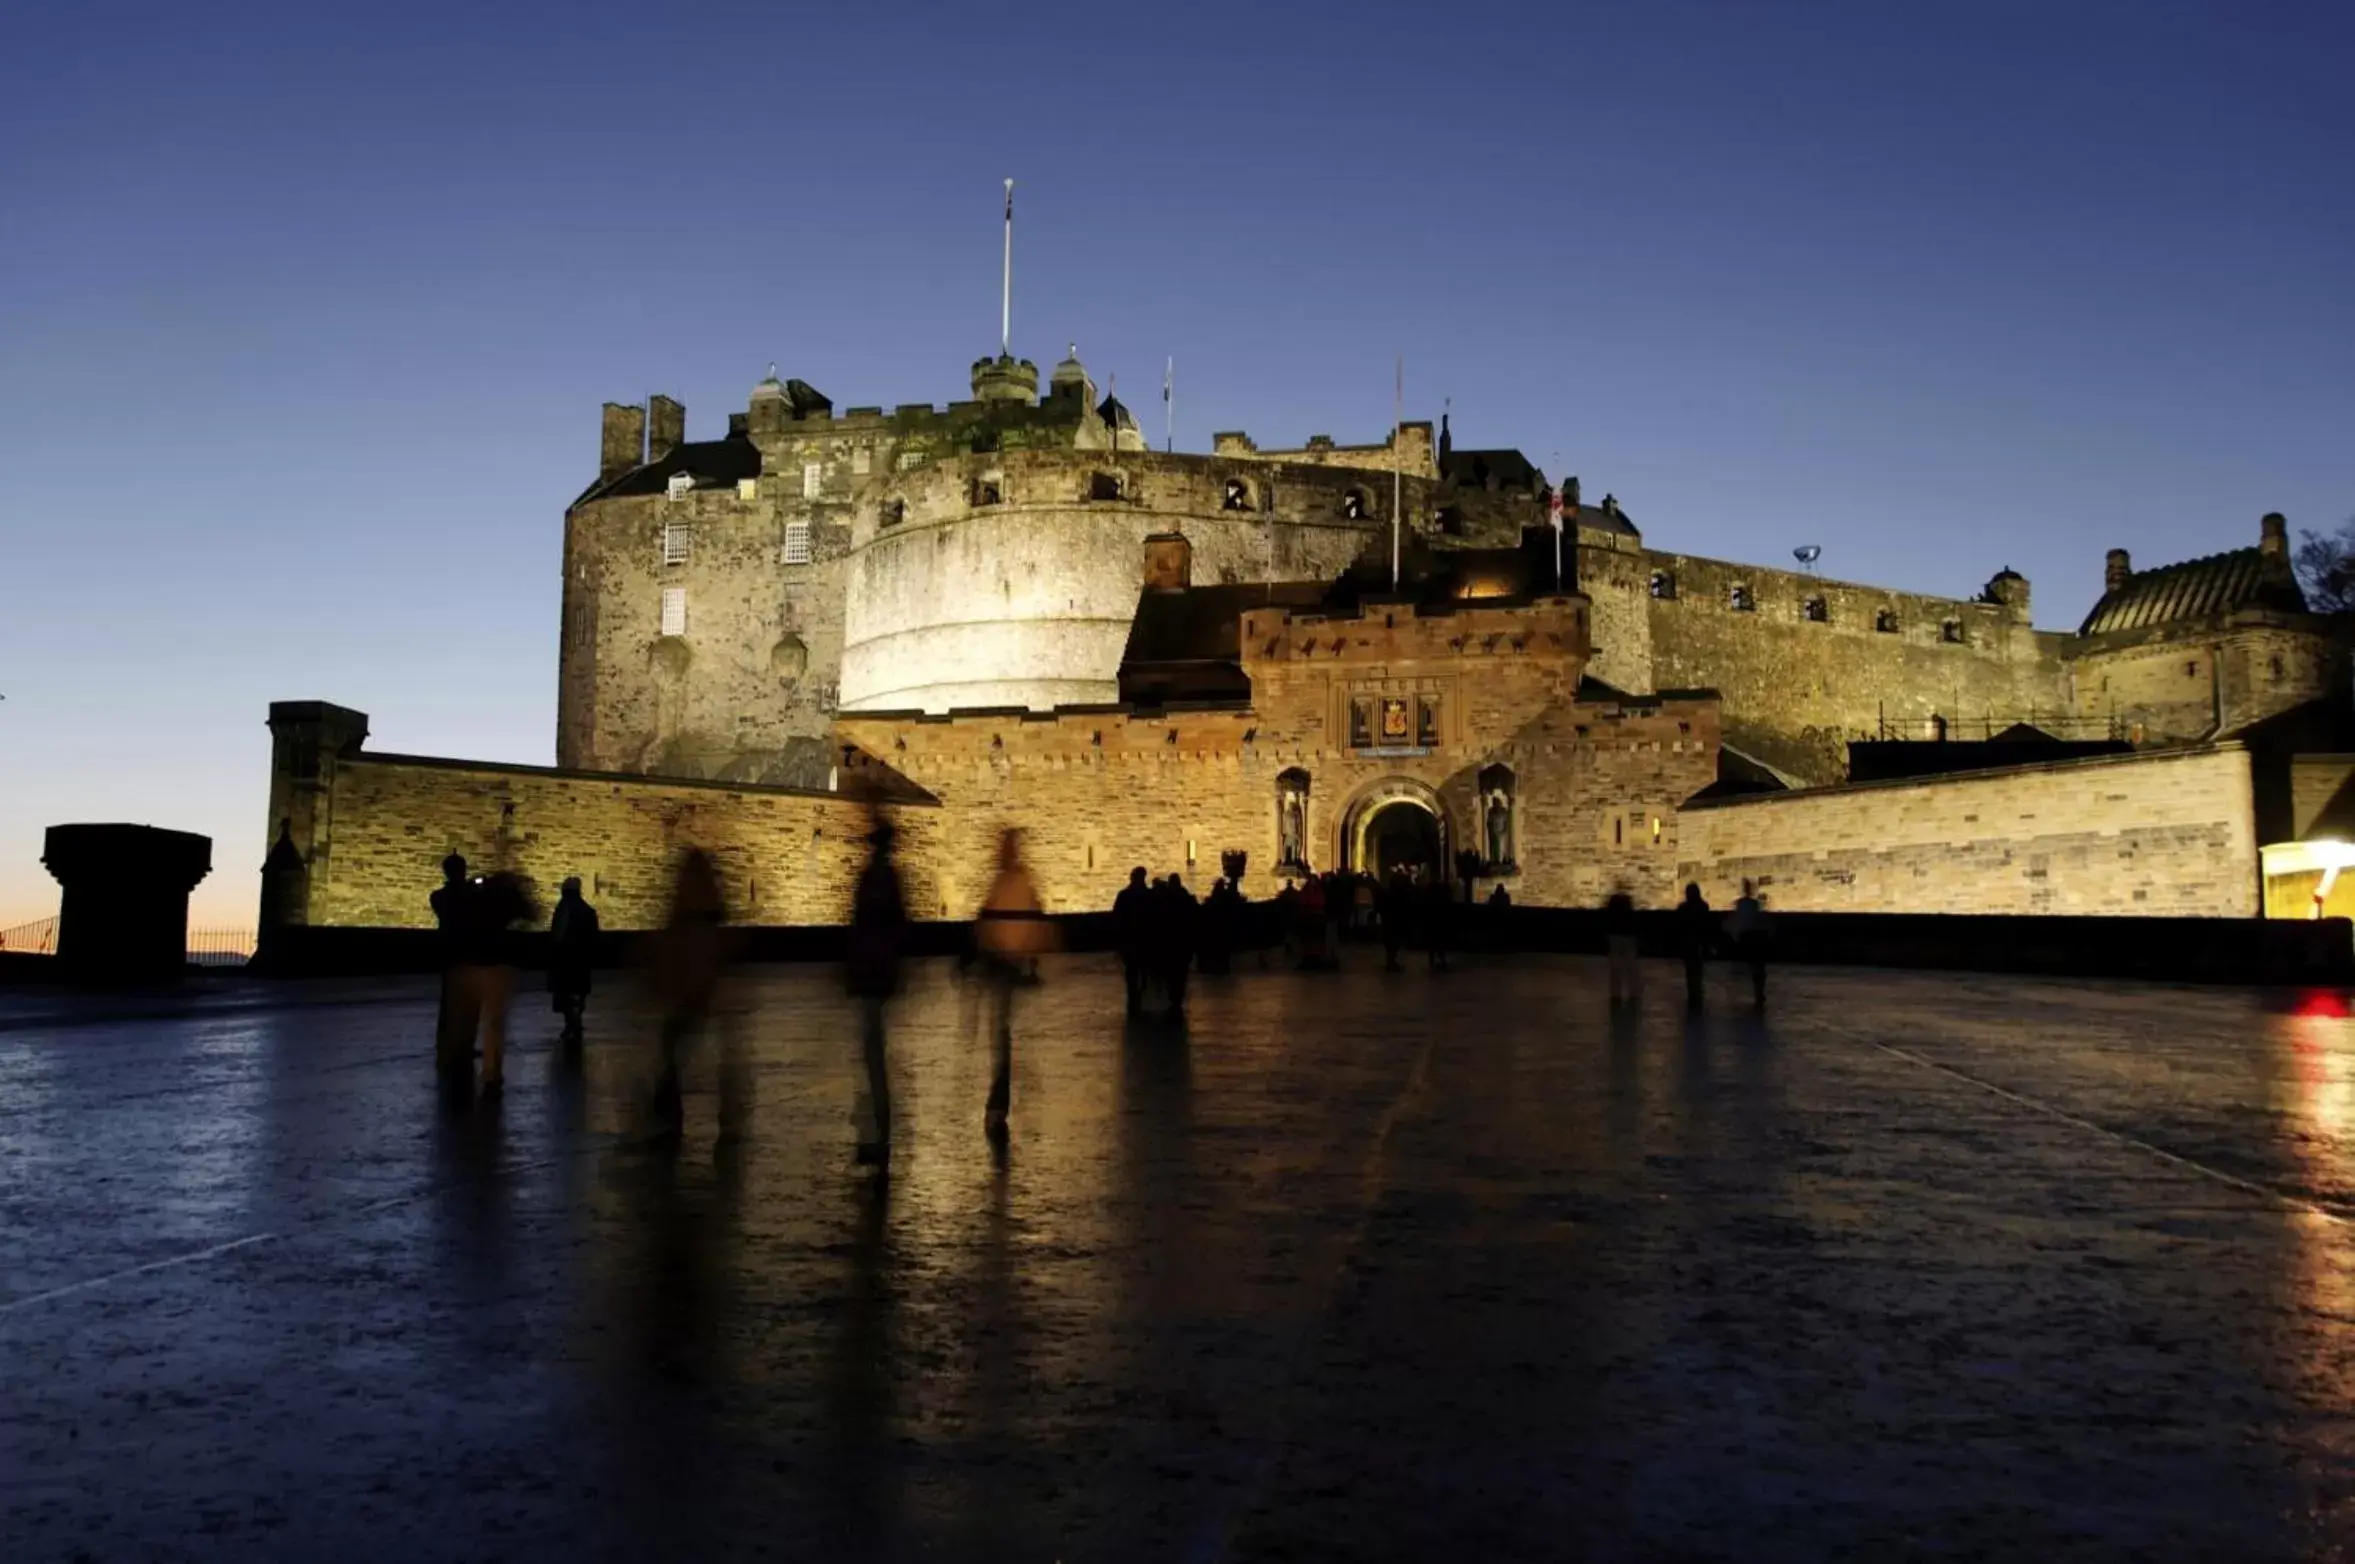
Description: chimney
1142,531,1192,591
600,402,647,480
648,395,686,463
2261,511,2289,560
2104,548,2132,595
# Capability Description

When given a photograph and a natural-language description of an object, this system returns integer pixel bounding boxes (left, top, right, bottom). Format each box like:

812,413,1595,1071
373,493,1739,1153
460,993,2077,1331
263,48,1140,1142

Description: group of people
429,836,1781,1169
1602,879,1774,1010
1110,868,1250,1019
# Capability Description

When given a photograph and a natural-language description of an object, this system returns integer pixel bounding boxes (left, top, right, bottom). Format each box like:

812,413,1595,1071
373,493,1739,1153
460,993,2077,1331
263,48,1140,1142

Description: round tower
971,353,1039,404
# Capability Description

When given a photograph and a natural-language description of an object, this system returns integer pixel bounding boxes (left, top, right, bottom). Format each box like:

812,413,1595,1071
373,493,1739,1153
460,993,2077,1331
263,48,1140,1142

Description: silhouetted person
548,876,599,1050
1295,874,1329,968
975,829,1054,1137
649,849,729,1137
1380,868,1414,971
1603,886,1641,1005
1674,883,1714,1010
1422,874,1454,971
431,854,476,1078
432,855,532,1096
1487,882,1512,908
1153,874,1198,1019
845,818,906,1168
1113,866,1154,1014
1200,876,1241,974
1729,880,1772,1008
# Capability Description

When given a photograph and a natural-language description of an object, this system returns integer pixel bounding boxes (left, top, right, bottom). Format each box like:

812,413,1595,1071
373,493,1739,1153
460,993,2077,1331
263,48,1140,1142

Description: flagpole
1164,357,1174,454
1000,178,1014,357
1390,355,1403,592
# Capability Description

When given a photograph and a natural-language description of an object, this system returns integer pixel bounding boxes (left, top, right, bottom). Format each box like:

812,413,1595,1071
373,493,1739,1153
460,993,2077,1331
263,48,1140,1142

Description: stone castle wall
1677,745,2259,916
2070,619,2345,744
280,747,947,931
1599,546,2072,782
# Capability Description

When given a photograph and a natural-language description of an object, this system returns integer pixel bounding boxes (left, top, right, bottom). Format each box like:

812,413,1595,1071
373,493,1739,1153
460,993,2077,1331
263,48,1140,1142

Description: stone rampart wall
2071,620,2345,743
1617,548,2069,781
1678,745,2258,916
299,753,945,931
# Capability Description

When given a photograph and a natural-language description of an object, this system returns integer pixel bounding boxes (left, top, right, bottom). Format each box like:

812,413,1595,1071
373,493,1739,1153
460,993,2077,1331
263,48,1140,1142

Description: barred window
852,446,872,476
659,587,686,637
782,521,813,565
802,461,823,499
661,522,691,566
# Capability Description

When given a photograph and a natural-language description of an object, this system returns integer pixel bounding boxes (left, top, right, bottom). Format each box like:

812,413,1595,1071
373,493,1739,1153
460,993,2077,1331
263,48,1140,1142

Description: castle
258,345,2355,941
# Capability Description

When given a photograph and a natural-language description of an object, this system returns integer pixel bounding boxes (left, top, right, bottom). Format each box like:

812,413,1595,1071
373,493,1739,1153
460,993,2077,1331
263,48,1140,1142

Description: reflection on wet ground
2,956,2353,1560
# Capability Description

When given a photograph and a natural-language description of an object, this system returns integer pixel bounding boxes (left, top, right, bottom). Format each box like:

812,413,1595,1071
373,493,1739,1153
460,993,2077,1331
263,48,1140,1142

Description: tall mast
1391,355,1403,591
1000,178,1014,357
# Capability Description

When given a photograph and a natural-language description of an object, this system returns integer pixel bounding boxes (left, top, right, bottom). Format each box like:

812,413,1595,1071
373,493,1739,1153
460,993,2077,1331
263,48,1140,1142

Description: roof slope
2080,547,2305,636
577,434,764,505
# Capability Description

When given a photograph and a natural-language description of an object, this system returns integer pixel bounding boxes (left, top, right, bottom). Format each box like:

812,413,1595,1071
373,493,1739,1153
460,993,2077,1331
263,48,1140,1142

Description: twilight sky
1,0,2350,927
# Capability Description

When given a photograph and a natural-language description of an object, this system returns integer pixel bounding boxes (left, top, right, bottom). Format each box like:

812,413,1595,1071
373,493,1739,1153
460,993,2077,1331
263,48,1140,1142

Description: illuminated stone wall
1677,744,2260,916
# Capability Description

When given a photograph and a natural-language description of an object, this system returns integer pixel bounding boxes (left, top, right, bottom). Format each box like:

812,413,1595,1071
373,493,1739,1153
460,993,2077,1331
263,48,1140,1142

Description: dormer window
1222,477,1253,512
1729,584,1755,612
1875,608,1899,634
1803,595,1828,623
665,471,695,501
1649,570,1676,600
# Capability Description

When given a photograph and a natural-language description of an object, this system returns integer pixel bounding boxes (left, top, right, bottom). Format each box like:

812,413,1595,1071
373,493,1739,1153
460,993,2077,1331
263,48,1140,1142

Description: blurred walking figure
1153,873,1198,1020
1422,873,1454,972
431,854,533,1095
1379,867,1413,972
648,849,732,1137
975,829,1055,1136
1603,885,1641,1005
548,876,600,1051
1674,882,1714,1011
1113,866,1153,1015
1200,875,1242,975
1728,880,1773,1009
845,816,906,1168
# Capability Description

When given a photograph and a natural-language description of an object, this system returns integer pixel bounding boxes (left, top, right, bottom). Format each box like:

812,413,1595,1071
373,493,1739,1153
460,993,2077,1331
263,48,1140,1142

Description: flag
1548,487,1565,530
1004,179,1013,221
1163,358,1172,403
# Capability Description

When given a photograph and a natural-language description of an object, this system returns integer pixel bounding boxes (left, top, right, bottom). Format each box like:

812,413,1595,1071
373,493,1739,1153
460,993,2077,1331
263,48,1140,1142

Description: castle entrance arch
1340,777,1451,883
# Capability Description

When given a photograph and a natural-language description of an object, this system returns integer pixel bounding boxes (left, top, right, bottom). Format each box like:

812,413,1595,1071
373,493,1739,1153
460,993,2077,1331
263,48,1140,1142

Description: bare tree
2294,514,2355,614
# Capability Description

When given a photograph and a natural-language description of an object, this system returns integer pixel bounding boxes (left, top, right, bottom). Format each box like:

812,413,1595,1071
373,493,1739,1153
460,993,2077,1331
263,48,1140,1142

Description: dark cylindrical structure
42,824,213,987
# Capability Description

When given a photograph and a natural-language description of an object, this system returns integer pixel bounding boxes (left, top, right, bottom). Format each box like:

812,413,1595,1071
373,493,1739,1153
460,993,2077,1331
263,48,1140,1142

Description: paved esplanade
3,958,2353,1561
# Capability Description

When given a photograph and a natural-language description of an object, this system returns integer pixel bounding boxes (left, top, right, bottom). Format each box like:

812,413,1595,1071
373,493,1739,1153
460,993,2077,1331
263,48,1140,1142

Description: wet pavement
3,954,2354,1562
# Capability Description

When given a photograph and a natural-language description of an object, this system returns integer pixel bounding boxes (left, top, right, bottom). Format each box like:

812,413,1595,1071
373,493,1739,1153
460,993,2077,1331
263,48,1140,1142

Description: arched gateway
1340,777,1452,882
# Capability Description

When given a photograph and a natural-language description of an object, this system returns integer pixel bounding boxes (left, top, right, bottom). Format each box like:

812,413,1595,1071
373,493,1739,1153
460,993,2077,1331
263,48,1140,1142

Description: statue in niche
1484,787,1514,867
1277,777,1309,868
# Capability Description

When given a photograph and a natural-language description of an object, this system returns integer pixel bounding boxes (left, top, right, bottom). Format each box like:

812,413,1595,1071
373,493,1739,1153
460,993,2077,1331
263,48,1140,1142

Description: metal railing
187,928,256,968
0,915,59,956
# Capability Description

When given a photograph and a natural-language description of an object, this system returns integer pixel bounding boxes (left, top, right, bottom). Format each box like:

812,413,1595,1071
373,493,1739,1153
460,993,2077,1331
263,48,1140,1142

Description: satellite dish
1793,545,1822,565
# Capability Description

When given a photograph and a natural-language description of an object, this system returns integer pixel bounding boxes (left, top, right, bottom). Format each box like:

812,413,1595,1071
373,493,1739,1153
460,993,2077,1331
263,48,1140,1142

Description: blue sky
2,0,2350,925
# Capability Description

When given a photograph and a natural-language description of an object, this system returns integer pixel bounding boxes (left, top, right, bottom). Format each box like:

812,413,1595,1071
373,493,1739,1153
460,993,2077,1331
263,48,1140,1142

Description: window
665,471,695,501
1222,477,1252,512
972,477,1002,506
1941,620,1965,645
661,521,691,566
1729,584,1755,612
659,587,686,637
1875,608,1899,634
802,461,823,499
880,499,905,529
852,447,871,476
897,450,922,471
1349,698,1373,749
1089,471,1123,501
1803,595,1828,623
1341,488,1371,521
2271,655,2285,680
782,521,812,565
1417,695,1440,749
2185,660,2200,678
1649,570,1676,600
